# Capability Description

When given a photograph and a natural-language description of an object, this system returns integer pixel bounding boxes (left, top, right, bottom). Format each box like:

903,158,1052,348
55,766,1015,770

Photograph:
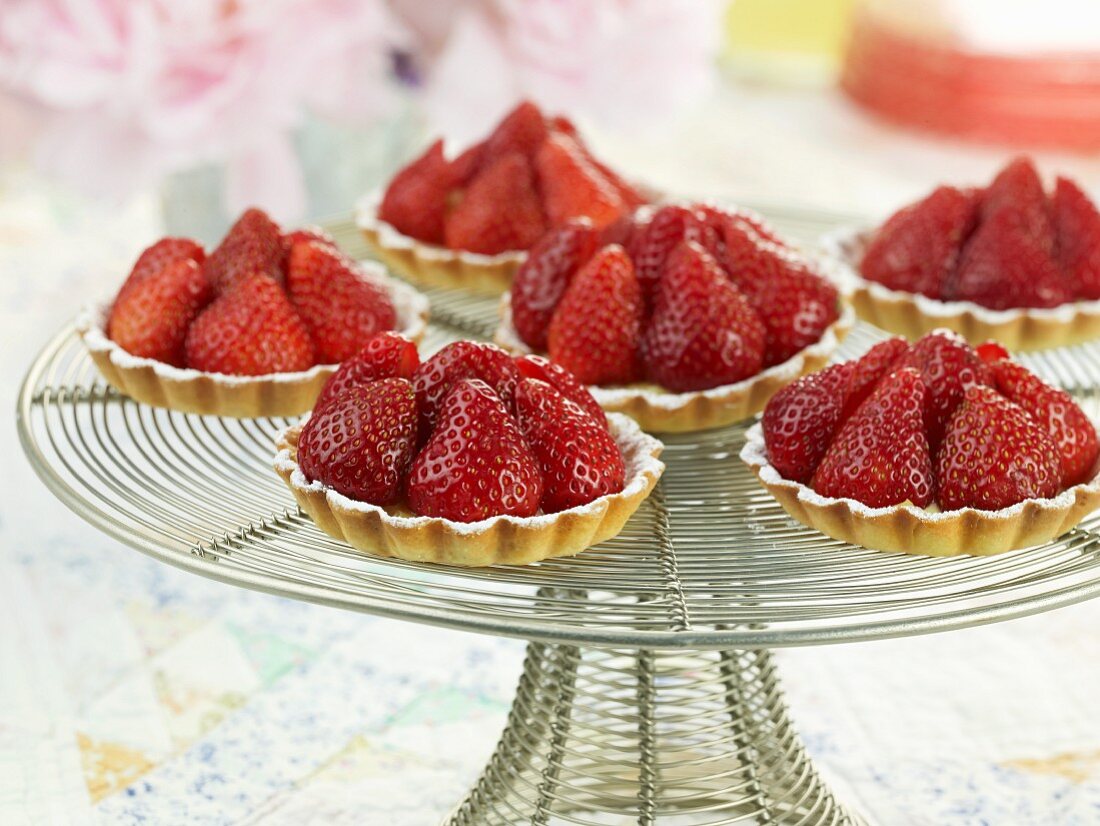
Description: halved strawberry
535,134,625,229
298,378,418,505
547,244,644,386
515,354,607,427
514,378,625,513
1052,176,1100,300
510,219,601,350
116,237,206,304
185,273,314,375
286,241,396,364
937,385,1061,510
315,332,420,411
378,140,456,245
412,341,521,436
107,258,212,367
762,361,855,485
843,337,910,418
812,367,934,508
627,204,715,307
444,151,546,254
407,378,543,522
641,242,765,392
859,185,980,298
991,360,1099,487
203,208,284,294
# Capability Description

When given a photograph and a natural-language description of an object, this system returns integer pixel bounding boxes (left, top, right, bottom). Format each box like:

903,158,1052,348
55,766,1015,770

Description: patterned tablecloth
4,88,1100,825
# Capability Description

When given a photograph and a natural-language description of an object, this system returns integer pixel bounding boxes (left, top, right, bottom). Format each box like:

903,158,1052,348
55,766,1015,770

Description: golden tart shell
495,295,855,433
356,190,525,295
78,267,430,418
824,227,1100,351
740,422,1100,556
273,413,665,567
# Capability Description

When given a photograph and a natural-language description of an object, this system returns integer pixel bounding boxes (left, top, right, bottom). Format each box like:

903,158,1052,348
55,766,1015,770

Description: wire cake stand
18,208,1100,825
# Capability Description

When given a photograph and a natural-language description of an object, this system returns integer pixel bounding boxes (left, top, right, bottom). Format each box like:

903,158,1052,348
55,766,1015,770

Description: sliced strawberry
407,378,543,522
107,259,212,367
547,244,644,386
1052,176,1100,300
937,384,1061,510
991,360,1099,487
641,241,765,392
535,134,625,230
762,362,855,484
812,367,934,508
627,204,714,307
843,337,910,418
185,273,314,375
412,341,521,437
859,185,980,298
378,140,456,245
515,354,607,427
116,237,206,304
896,330,992,453
315,332,420,411
286,241,396,364
510,219,601,350
980,156,1053,248
949,210,1070,309
514,378,625,513
444,151,546,254
481,100,548,163
298,378,418,505
203,208,284,294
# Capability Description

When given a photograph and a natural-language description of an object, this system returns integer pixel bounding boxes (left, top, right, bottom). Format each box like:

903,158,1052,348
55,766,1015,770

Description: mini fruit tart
274,337,665,567
741,330,1100,556
825,156,1100,350
495,202,854,432
357,100,650,295
79,209,429,418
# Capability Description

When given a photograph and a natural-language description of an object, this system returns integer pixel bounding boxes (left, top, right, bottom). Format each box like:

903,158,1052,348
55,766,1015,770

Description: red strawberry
297,378,418,505
185,273,314,375
568,135,647,212
627,204,716,306
980,156,1053,248
407,379,543,522
975,340,1011,364
549,114,578,138
762,362,855,484
282,226,337,261
697,203,783,249
949,210,1070,309
535,134,624,229
315,332,420,411
641,241,765,392
116,237,205,303
107,259,212,367
599,213,640,248
515,354,607,427
812,367,934,508
449,139,486,186
444,151,546,254
412,341,521,436
510,219,601,350
547,245,644,386
714,217,781,281
937,385,1061,511
843,337,910,417
482,100,548,163
514,378,625,513
896,330,992,452
991,360,1099,487
1052,176,1100,300
859,186,980,298
379,140,456,245
203,208,284,294
286,241,397,364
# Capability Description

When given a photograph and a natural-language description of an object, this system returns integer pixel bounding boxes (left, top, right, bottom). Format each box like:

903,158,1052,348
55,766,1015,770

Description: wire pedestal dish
18,210,1100,825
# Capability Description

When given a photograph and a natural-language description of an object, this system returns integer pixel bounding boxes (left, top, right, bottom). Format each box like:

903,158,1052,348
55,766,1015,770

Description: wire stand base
448,641,861,825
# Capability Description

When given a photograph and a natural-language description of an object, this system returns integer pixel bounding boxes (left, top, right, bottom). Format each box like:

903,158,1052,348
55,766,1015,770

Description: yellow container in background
724,0,856,84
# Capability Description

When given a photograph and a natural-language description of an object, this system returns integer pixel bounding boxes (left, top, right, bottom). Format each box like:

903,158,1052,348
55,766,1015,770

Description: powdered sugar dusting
275,412,665,535
78,264,430,386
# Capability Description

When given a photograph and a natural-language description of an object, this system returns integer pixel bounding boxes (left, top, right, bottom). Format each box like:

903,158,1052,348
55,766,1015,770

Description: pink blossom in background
406,0,723,147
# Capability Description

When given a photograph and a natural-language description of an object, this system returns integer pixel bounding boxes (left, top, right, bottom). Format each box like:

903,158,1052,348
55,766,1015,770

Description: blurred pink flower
406,0,722,146
0,0,406,221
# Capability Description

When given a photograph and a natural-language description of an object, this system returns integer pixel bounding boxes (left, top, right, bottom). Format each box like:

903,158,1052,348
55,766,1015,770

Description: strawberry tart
828,156,1100,350
357,101,649,295
79,209,429,417
495,202,854,432
274,335,664,566
741,330,1100,556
